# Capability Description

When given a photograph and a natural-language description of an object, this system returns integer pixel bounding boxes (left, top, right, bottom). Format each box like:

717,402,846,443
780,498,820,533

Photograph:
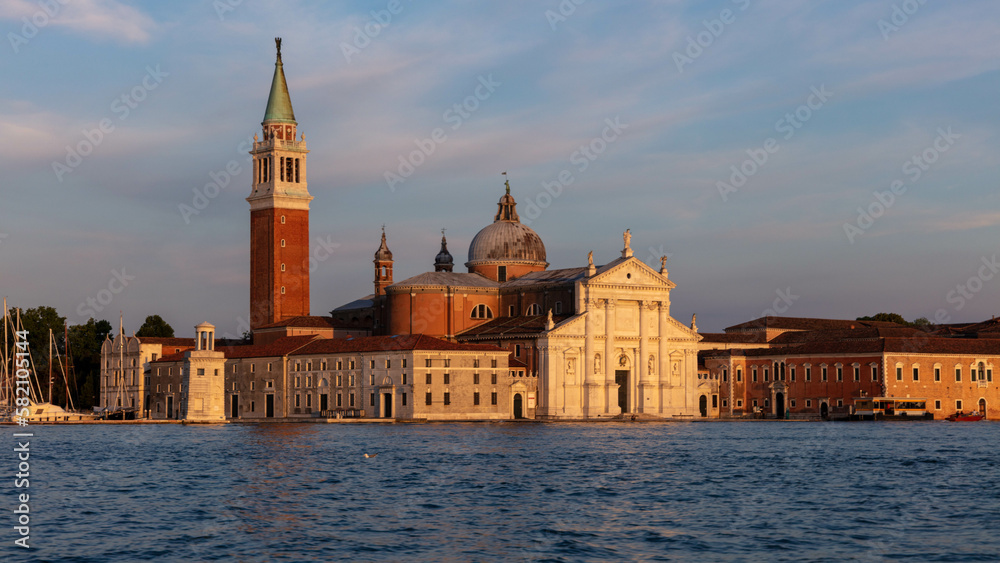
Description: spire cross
275,37,282,57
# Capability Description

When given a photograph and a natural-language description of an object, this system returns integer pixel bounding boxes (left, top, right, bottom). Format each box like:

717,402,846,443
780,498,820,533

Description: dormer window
471,304,493,319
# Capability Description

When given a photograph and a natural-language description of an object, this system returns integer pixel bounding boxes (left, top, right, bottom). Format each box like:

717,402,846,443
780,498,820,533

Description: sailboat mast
48,329,53,404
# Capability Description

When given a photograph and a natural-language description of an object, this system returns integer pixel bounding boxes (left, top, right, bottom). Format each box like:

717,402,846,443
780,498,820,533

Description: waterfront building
98,334,194,415
147,333,517,421
701,317,999,420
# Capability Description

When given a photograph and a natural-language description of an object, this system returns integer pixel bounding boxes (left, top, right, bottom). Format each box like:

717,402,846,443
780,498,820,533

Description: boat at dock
945,411,984,422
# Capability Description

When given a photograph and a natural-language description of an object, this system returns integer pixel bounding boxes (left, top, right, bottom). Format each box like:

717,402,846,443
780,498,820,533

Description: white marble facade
536,253,702,419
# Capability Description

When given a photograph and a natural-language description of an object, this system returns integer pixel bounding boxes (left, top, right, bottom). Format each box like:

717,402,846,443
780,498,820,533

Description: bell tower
374,227,393,297
248,38,312,330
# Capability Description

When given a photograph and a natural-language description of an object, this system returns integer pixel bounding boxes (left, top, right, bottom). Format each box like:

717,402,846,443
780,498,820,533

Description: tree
68,318,113,409
856,313,908,325
136,315,174,338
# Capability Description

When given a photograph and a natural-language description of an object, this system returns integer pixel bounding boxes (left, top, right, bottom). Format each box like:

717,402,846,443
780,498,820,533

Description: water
6,421,999,562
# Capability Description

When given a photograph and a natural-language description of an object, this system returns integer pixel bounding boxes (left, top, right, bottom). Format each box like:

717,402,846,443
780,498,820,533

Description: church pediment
588,257,676,289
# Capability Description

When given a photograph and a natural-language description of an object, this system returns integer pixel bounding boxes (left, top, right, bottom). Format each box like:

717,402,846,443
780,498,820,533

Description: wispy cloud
1,0,155,44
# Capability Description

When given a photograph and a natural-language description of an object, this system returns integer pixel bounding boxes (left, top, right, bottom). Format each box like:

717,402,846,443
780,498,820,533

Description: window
805,367,812,381
402,374,407,385
350,360,355,369
250,363,256,373
723,369,728,382
266,380,273,388
370,393,376,407
853,366,860,382
790,367,796,382
295,376,300,388
280,286,286,294
871,365,878,381
806,399,812,408
515,344,521,357
402,393,407,406
509,305,515,316
752,368,757,383
836,367,843,382
444,359,450,368
280,239,286,247
790,399,796,408
956,367,962,382
280,263,285,272
474,373,480,384
554,301,563,314
935,400,941,410
369,375,375,386
837,399,843,407
736,399,743,408
251,381,255,391
350,374,356,386
473,359,480,368
934,368,941,382
197,368,205,376
295,395,301,407
526,304,541,316
491,392,497,405
349,393,355,407
491,373,497,384
736,368,742,382
425,392,432,405
370,359,376,369
491,359,497,368
821,367,828,382
336,374,342,386
426,373,432,384
712,395,718,408
280,215,286,224
956,400,963,410
497,266,507,282
443,392,451,406
443,373,450,385
336,360,343,370
268,363,272,372
896,367,903,381
425,359,432,368
337,393,342,407
402,359,407,368
912,367,919,381
989,369,994,382
151,353,157,361
722,399,728,408
752,400,758,408
471,304,494,319
250,401,255,412
763,368,768,382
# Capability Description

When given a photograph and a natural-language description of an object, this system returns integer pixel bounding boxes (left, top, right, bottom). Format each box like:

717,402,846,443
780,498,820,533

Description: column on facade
604,299,617,414
583,299,598,417
638,300,650,413
657,301,668,414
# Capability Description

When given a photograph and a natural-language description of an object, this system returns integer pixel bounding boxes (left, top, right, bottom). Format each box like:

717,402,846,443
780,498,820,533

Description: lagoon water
8,421,1000,562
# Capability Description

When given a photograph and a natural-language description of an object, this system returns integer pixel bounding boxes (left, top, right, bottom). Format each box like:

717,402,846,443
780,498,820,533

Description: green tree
136,315,174,338
856,312,908,325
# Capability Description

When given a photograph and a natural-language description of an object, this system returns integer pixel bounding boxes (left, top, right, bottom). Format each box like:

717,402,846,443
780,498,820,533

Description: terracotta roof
508,358,528,369
291,334,504,355
699,332,768,344
388,272,499,289
457,314,572,339
883,337,1000,355
501,267,589,288
725,316,902,333
152,335,319,363
255,316,340,330
136,337,196,347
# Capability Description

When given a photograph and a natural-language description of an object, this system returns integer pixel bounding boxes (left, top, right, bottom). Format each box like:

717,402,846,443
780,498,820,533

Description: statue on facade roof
587,251,594,268
623,229,631,251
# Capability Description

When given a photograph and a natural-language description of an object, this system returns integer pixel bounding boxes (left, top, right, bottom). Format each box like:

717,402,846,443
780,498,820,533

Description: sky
1,0,999,336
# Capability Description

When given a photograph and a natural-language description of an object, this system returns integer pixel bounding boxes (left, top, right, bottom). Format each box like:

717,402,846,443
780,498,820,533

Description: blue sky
2,0,999,336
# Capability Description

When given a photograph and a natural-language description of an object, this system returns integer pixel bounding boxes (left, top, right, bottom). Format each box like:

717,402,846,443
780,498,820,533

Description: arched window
526,304,542,316
471,304,493,319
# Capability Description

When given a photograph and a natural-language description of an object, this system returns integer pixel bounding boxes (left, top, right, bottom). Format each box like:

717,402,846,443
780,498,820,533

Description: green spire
263,37,296,124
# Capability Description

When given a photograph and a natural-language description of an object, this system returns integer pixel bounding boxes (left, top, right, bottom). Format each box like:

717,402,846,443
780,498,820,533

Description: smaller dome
374,228,392,261
434,232,454,272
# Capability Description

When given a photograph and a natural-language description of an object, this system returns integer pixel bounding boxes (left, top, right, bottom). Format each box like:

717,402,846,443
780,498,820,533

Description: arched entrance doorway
820,402,829,419
699,395,707,417
382,393,392,418
513,393,523,419
979,398,987,418
776,392,785,419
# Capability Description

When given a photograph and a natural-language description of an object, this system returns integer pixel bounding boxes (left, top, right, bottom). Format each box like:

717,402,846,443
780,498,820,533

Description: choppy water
4,421,999,562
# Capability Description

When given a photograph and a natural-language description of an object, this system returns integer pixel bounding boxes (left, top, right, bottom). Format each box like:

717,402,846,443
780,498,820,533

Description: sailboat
2,300,96,423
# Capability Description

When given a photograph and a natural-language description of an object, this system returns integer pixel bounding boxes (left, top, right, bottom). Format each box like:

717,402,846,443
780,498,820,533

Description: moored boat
945,411,984,422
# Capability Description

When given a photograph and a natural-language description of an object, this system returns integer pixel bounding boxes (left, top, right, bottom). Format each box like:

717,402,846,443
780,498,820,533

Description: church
102,39,715,421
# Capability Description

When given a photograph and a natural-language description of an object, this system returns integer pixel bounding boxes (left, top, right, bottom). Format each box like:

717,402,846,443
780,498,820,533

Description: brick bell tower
248,38,312,330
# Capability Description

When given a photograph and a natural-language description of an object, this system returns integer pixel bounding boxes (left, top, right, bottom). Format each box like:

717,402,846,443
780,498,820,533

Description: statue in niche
594,353,601,374
566,358,574,373
619,354,627,367
649,355,655,375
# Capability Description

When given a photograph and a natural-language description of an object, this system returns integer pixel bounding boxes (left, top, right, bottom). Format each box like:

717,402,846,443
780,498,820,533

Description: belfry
248,38,313,329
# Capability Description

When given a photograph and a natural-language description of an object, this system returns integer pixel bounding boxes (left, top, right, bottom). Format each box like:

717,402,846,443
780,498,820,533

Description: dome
467,221,547,265
434,232,454,272
374,228,392,261
466,185,547,267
